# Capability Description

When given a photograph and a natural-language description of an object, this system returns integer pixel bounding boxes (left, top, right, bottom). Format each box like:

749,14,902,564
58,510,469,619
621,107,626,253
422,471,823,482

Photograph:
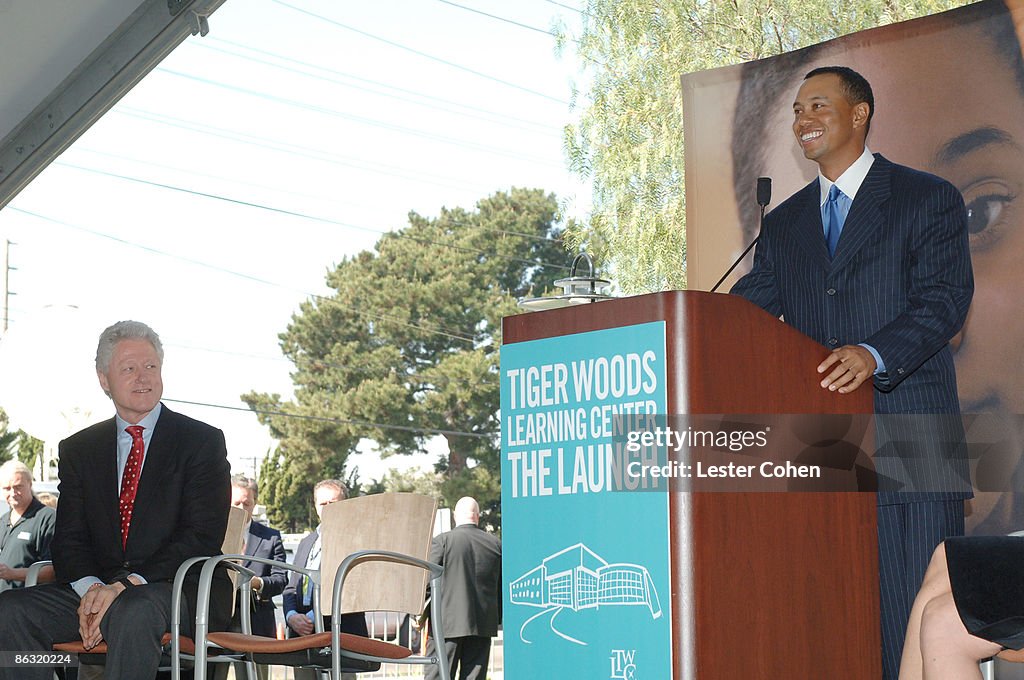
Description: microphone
757,176,772,209
710,177,772,293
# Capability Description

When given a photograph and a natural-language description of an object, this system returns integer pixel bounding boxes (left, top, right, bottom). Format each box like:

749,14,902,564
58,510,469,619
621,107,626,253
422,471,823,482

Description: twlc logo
609,649,637,680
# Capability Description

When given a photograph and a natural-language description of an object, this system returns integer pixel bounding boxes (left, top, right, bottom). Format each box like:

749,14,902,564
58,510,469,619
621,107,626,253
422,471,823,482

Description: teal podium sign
501,320,670,680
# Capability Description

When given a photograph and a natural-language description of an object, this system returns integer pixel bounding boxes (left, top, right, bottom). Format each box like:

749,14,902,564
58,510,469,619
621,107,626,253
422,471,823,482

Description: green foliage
368,466,445,496
0,407,44,469
245,188,568,531
564,0,979,293
0,408,14,465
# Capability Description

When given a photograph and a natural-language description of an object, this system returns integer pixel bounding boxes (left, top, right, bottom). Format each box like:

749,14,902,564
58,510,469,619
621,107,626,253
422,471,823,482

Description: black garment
0,579,230,680
235,521,288,638
282,530,368,638
0,497,56,592
947,535,1024,650
425,524,501,680
425,636,491,680
427,525,502,638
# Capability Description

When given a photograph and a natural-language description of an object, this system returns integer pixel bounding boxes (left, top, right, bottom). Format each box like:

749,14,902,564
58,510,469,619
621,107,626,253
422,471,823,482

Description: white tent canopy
0,0,231,211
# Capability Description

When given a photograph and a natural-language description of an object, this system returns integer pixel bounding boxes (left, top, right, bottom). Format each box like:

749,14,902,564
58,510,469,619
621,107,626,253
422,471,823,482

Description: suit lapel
94,419,122,546
244,525,262,565
831,154,892,271
790,180,833,270
296,533,315,599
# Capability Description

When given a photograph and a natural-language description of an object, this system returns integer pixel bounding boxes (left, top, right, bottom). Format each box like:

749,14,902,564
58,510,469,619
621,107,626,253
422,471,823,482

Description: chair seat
54,633,196,655
206,631,413,659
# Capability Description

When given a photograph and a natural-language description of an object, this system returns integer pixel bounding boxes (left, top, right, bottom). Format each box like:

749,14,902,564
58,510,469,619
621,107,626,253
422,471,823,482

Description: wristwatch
116,576,135,589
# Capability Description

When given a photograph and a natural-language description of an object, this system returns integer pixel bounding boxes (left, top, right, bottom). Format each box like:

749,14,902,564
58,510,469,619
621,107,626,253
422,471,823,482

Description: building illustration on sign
510,543,662,645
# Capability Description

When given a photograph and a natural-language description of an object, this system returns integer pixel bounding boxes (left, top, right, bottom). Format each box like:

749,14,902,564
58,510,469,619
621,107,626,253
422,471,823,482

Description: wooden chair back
319,493,437,617
221,504,248,614
222,504,247,555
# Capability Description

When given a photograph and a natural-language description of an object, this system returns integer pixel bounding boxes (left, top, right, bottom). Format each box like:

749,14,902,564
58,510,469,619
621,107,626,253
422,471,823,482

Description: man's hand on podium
818,345,876,394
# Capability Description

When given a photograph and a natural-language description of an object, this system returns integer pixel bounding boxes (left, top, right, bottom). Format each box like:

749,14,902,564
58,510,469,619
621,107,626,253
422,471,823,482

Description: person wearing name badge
283,479,368,680
0,459,56,592
211,474,288,680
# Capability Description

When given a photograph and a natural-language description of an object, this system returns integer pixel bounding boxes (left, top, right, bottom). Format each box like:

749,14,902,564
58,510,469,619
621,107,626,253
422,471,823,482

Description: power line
164,340,499,386
4,207,475,344
113,106,490,195
164,397,493,439
72,146,373,213
52,161,570,272
192,38,561,135
271,0,570,105
6,203,553,344
69,146,560,246
436,0,564,38
544,0,589,16
8,206,287,288
154,67,564,168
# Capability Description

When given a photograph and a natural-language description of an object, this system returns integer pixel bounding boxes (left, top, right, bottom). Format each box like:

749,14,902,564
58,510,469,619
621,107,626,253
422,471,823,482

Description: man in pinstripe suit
731,66,974,680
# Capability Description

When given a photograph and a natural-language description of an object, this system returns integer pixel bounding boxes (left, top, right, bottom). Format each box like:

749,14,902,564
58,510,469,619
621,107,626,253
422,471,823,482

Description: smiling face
755,18,1024,415
97,338,163,424
791,72,871,180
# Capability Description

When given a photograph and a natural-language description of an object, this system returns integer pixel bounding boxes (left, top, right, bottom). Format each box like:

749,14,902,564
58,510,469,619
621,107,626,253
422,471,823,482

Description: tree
0,407,43,469
563,0,977,293
0,408,15,465
245,188,568,531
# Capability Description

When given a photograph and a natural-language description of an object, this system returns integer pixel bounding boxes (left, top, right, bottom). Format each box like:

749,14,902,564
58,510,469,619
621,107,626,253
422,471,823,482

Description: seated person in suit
0,320,233,680
283,479,368,680
899,536,1024,680
211,474,288,680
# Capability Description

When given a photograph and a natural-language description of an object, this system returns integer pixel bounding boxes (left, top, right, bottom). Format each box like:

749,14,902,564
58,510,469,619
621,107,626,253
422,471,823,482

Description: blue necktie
825,184,847,257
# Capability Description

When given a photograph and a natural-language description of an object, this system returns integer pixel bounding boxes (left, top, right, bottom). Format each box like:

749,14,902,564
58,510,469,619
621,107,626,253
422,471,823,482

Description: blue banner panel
501,321,670,680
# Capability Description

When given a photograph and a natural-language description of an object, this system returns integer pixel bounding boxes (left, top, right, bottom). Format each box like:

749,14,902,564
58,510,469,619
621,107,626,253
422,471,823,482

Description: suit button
897,367,905,375
828,337,838,346
826,287,837,296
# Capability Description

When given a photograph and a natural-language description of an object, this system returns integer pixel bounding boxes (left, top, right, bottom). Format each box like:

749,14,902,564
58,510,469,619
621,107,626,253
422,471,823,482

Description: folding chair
183,492,451,680
25,559,54,587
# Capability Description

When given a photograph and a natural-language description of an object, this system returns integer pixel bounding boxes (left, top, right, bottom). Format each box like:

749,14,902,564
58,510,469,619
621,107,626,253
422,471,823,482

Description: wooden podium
502,290,880,679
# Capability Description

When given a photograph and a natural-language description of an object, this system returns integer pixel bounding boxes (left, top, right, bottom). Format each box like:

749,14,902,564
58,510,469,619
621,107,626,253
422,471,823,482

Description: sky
0,0,591,483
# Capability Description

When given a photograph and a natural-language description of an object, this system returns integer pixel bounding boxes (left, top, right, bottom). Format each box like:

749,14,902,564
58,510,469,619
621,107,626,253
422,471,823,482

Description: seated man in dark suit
282,479,368,680
0,320,233,680
212,474,287,680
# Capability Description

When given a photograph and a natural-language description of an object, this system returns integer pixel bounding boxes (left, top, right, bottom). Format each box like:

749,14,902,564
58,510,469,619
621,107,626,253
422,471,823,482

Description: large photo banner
500,321,671,680
682,0,1024,535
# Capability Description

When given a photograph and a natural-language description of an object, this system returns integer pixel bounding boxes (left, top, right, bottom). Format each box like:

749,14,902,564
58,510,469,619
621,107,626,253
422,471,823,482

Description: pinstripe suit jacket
732,154,974,502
